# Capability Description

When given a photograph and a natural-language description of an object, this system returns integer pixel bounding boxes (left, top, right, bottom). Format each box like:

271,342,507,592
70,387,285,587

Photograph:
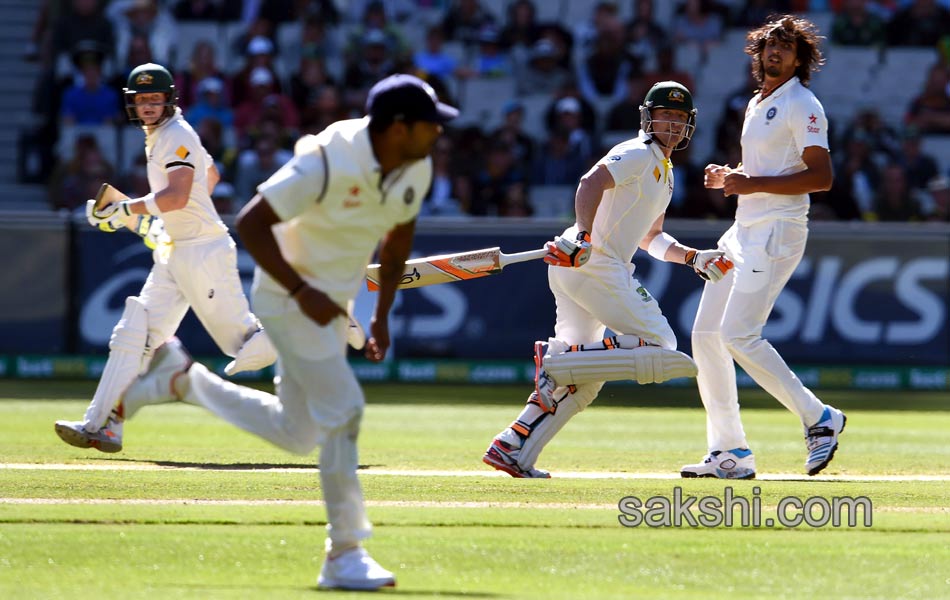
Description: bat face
366,247,503,291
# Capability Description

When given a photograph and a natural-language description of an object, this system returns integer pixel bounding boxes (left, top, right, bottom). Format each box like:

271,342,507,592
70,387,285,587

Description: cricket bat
365,247,548,291
93,183,157,239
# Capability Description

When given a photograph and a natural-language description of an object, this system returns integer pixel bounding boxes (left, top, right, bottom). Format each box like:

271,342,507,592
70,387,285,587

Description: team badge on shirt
653,166,661,182
175,145,191,159
766,107,777,120
608,155,621,162
404,187,415,205
807,113,820,133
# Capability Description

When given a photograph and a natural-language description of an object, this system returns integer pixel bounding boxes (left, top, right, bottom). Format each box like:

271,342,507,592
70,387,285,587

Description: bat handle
499,248,549,267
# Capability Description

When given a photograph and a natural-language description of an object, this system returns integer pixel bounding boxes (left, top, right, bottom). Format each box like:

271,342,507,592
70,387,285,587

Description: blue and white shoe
681,448,756,479
804,406,847,476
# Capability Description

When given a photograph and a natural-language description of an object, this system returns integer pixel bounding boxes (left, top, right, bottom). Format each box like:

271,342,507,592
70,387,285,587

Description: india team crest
404,187,415,204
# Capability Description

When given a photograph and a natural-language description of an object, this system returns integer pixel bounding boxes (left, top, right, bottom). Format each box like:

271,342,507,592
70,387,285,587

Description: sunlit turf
0,382,947,599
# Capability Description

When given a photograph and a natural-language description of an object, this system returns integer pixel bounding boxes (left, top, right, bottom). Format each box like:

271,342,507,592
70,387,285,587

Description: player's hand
544,231,592,267
86,198,128,232
141,217,165,250
722,171,754,196
365,317,391,362
686,249,734,282
704,164,729,189
294,285,347,326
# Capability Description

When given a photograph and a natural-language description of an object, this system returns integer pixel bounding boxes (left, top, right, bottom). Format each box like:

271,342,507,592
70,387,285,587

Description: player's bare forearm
573,164,613,233
372,220,417,319
236,194,303,293
722,146,832,196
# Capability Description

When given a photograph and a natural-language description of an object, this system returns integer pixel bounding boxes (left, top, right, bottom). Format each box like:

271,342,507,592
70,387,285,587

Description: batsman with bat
54,63,277,453
484,81,734,478
683,15,845,479
109,74,458,590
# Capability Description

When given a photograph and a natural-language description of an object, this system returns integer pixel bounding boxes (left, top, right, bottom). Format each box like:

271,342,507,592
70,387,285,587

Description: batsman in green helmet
483,80,734,479
123,62,179,127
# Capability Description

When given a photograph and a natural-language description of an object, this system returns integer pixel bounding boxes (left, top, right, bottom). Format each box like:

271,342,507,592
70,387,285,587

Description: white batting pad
544,346,698,386
224,327,278,375
83,296,149,430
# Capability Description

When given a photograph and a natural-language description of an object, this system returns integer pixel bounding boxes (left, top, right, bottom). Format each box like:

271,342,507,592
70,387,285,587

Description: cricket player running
682,15,844,480
54,63,277,453
112,74,457,590
484,81,734,478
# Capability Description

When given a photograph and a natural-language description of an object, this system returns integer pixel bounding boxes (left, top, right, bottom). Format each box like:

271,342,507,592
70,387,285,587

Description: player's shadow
106,457,385,470
313,589,501,597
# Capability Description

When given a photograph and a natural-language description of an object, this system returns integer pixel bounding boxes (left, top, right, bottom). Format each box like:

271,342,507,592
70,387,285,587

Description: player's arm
721,145,832,196
236,194,344,326
544,164,613,267
366,219,417,361
117,166,195,215
640,213,733,282
207,161,220,195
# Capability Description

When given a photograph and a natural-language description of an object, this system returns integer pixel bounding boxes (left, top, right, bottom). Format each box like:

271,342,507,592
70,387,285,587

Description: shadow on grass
107,457,399,471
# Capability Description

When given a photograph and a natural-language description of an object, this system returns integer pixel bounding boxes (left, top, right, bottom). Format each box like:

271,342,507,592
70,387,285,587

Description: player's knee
722,331,760,357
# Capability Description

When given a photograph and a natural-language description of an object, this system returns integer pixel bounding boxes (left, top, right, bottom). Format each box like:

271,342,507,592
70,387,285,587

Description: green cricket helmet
123,63,178,126
639,81,697,150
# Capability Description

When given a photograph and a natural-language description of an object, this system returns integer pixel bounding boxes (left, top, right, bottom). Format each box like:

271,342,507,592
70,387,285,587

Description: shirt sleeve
257,149,327,221
791,92,829,154
599,143,649,186
157,126,198,172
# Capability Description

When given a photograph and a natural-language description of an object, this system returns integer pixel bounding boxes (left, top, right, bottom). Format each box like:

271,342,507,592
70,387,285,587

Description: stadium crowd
25,0,950,221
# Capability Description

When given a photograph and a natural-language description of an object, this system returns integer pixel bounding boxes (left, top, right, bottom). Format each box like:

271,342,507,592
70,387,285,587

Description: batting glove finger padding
686,249,733,282
86,198,130,232
543,231,592,267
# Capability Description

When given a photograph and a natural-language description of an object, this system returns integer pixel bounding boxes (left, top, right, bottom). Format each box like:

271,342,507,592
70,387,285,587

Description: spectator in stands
290,51,336,113
342,0,409,24
234,67,299,143
841,106,900,161
118,152,150,199
500,0,541,54
233,123,294,209
48,133,116,211
672,0,724,55
925,174,950,220
642,44,696,93
175,39,231,110
897,125,940,192
111,32,153,97
421,136,465,216
625,0,668,68
606,70,649,131
60,42,120,125
831,0,887,46
874,163,922,220
232,35,282,107
471,25,514,78
344,1,409,65
552,96,596,167
51,0,115,66
468,141,528,216
886,0,950,46
827,130,878,219
442,0,497,47
713,71,757,156
574,1,622,58
414,25,466,83
906,63,950,133
172,0,220,20
491,101,535,174
292,13,342,72
732,0,791,29
300,85,348,135
544,79,598,135
186,76,235,129
531,130,586,186
196,116,237,184
342,29,398,106
516,38,573,96
578,19,639,106
110,0,177,67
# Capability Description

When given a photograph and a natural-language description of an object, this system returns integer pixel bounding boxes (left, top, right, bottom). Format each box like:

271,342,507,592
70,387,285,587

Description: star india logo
135,72,154,86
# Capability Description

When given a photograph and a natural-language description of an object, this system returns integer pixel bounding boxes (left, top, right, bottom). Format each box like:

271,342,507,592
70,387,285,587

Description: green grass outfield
1,381,948,599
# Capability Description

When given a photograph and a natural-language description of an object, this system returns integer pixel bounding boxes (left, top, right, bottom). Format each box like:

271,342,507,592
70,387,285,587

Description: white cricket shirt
583,132,674,264
255,117,430,307
144,108,227,243
736,76,829,225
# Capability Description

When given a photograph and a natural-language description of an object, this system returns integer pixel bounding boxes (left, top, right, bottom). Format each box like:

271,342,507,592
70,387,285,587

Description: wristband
142,193,160,216
647,231,677,261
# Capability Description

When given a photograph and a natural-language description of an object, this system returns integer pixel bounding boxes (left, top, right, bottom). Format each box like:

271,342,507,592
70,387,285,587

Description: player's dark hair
745,14,825,88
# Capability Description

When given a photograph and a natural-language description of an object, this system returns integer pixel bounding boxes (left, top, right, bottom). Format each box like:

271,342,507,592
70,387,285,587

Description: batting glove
685,249,734,283
544,231,592,268
85,198,130,232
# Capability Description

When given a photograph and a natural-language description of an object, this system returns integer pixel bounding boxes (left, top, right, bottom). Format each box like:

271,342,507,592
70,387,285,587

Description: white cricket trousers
180,307,371,549
692,219,825,452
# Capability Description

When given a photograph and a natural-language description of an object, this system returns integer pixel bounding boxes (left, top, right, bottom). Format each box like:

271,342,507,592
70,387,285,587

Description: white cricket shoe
804,406,847,476
681,448,756,480
119,337,193,419
54,415,123,453
482,434,551,479
317,547,395,591
533,341,556,412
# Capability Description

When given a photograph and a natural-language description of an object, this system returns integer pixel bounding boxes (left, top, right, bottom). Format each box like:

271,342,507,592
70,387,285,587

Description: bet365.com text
618,487,872,528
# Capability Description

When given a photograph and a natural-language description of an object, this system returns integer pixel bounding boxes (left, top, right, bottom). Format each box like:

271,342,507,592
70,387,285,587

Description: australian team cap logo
667,89,685,103
136,72,154,86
